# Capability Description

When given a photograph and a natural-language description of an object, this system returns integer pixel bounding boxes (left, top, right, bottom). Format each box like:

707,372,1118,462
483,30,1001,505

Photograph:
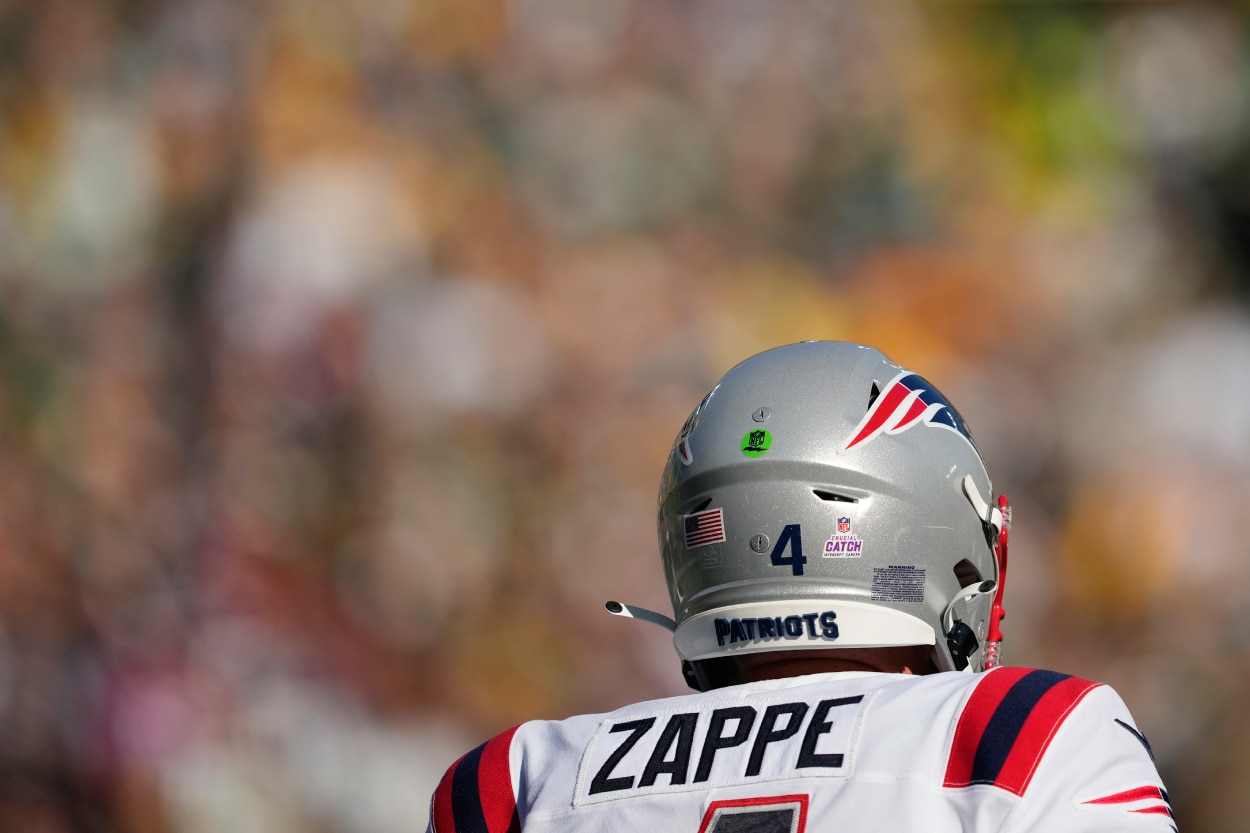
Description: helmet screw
749,534,770,553
752,407,771,422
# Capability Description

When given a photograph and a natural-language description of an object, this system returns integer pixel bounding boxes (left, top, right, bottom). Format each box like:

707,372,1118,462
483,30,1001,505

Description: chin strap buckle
946,622,979,671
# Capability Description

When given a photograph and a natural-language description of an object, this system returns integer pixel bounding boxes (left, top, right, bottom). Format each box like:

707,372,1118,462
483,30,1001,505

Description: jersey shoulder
943,666,1104,796
429,724,523,833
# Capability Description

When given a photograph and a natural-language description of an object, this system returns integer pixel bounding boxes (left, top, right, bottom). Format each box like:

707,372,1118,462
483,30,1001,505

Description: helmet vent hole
953,559,982,588
813,490,858,504
687,498,713,514
868,381,881,409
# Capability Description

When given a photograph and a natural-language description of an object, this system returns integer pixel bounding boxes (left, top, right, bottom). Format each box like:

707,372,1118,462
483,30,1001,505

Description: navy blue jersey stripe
450,740,490,833
969,670,1070,785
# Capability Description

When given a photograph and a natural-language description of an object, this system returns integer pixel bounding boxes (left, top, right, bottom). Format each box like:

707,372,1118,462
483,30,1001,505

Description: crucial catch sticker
823,517,863,558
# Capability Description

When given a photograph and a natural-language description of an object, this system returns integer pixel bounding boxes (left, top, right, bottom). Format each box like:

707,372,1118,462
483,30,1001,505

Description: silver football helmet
608,341,1009,690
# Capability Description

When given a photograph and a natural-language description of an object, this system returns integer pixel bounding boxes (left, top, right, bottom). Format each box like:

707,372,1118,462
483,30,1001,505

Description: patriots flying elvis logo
841,371,976,453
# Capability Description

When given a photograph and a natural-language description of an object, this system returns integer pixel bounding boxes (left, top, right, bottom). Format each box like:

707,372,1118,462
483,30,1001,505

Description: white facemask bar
962,475,1004,535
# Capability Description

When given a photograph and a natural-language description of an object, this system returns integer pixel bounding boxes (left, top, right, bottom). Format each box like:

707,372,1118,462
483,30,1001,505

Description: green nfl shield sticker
741,428,772,457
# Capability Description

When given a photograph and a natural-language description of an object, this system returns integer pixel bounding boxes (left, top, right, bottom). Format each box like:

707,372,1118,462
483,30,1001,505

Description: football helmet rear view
610,341,1009,690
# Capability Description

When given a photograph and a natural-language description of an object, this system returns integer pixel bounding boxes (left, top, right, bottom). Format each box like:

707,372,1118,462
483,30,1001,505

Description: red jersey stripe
1084,786,1167,805
1083,784,1174,820
1132,806,1175,816
993,674,1100,795
943,666,1033,788
429,726,521,833
477,726,521,833
431,751,467,833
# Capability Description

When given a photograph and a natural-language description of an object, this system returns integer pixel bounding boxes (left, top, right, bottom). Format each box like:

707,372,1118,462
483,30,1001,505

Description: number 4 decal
697,794,809,833
770,524,807,576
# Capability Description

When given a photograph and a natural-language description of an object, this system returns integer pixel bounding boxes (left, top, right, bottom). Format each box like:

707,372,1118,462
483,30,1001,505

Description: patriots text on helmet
714,611,839,646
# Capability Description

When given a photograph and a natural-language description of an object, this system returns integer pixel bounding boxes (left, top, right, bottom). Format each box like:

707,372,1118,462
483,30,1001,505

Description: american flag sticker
683,508,726,549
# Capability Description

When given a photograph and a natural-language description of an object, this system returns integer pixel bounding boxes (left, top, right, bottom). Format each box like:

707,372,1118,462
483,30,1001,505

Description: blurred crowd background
0,0,1247,831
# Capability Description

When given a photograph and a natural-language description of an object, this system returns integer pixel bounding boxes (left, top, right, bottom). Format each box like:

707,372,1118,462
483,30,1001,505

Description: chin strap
961,476,1011,670
606,601,701,689
940,579,996,672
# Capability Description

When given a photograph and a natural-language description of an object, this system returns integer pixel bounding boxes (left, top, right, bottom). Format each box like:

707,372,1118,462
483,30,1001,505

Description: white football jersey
428,667,1175,833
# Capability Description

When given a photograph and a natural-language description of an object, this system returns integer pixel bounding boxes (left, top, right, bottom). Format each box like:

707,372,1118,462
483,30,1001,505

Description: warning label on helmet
871,566,925,603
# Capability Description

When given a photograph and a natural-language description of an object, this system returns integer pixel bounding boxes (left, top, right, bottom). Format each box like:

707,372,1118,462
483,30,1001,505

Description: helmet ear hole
953,559,982,589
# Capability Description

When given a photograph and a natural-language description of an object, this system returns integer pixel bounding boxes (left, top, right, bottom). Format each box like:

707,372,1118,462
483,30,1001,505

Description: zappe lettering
714,611,839,646
587,695,864,795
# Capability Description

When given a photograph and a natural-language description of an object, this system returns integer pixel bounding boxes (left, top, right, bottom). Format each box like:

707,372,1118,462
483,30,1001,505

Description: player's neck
735,646,933,683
